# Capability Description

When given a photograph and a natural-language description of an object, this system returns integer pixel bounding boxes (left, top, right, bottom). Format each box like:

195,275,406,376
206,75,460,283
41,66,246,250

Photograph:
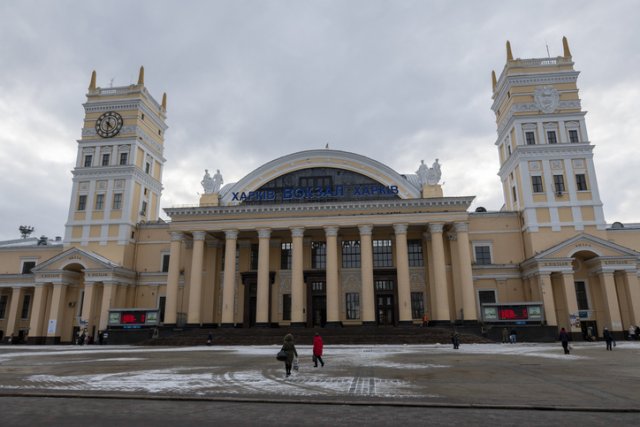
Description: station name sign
231,184,399,202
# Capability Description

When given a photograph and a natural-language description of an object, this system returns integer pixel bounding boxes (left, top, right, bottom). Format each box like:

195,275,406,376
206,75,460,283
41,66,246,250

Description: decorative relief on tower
114,179,125,189
528,161,541,171
79,181,90,191
340,271,360,292
550,160,564,170
96,180,107,191
572,159,585,170
534,86,560,113
409,269,425,289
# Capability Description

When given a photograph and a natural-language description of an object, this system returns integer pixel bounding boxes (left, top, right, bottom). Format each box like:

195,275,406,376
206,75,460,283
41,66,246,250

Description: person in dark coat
603,327,615,351
281,333,298,377
559,328,570,354
313,333,325,367
451,331,460,350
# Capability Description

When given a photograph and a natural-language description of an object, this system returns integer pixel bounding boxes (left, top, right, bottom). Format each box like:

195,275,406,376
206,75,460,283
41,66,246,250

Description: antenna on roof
109,78,114,88
545,41,551,58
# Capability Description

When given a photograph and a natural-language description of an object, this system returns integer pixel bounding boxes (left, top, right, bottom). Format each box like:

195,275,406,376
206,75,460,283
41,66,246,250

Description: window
478,290,497,305
474,245,492,265
373,239,393,267
576,174,588,191
575,281,589,310
511,186,517,202
101,153,110,166
411,292,424,319
250,244,259,270
311,241,326,269
112,193,122,210
531,176,544,193
0,295,7,318
282,294,291,321
83,155,93,167
220,248,239,272
119,152,128,165
569,129,579,143
158,296,166,322
95,194,104,210
553,175,565,193
145,162,151,174
375,279,394,291
161,254,170,273
280,242,292,270
21,261,36,274
140,201,147,216
77,195,87,211
407,240,424,267
525,131,536,145
547,131,557,144
299,176,332,188
346,293,360,320
21,294,31,319
341,240,361,268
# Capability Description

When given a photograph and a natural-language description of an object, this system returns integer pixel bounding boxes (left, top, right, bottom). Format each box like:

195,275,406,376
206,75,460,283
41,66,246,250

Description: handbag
276,349,287,361
293,357,299,371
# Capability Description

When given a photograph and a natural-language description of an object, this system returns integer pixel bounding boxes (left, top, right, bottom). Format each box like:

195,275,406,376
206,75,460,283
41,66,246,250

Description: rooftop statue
201,169,223,194
416,159,441,186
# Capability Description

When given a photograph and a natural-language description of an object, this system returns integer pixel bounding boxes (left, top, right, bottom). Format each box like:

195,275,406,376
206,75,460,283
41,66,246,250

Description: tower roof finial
89,70,96,91
491,70,497,92
562,36,572,58
137,66,145,85
161,92,167,111
506,41,514,61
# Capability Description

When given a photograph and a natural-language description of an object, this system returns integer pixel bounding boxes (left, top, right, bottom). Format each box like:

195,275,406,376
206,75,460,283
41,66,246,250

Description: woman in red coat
313,332,325,367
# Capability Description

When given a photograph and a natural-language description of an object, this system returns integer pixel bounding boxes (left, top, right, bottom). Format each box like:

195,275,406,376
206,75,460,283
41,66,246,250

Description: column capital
224,229,238,240
290,227,305,238
170,231,184,241
428,223,444,233
447,231,457,241
358,225,373,236
393,223,408,235
192,231,206,241
324,226,339,237
257,228,272,239
453,222,469,233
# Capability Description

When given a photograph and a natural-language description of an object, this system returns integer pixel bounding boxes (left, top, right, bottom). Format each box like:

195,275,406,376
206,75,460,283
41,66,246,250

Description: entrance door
306,279,326,327
376,294,395,326
243,281,257,327
580,320,597,341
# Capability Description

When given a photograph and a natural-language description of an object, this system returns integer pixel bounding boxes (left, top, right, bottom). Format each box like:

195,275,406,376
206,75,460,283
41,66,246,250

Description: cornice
71,165,164,193
492,71,579,112
498,144,594,178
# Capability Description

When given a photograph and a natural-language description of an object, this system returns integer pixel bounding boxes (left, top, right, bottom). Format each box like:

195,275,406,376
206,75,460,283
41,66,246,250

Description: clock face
95,111,123,138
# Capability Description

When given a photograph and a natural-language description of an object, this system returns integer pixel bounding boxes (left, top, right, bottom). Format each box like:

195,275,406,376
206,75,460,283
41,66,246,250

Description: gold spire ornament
562,36,572,58
89,70,97,91
138,66,145,85
506,41,514,61
161,92,167,111
491,70,497,92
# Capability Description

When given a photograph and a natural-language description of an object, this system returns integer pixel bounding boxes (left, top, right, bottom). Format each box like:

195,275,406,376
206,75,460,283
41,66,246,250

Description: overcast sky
1,0,639,242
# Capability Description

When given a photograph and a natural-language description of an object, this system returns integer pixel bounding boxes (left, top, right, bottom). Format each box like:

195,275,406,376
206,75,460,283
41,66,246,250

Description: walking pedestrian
635,326,640,341
501,327,509,344
313,332,325,367
559,328,570,354
451,331,460,349
281,333,298,377
603,327,615,351
628,325,636,341
509,328,517,344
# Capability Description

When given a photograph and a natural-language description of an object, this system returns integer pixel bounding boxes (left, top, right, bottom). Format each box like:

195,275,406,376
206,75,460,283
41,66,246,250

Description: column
600,271,623,332
325,226,340,326
221,230,238,326
5,287,23,341
28,284,48,342
98,283,115,331
428,223,450,321
560,272,581,334
623,271,640,325
204,239,220,325
454,222,477,321
81,283,96,335
47,283,67,343
359,225,375,325
255,228,271,326
538,273,557,326
290,227,305,326
393,224,412,324
187,231,206,325
164,231,183,325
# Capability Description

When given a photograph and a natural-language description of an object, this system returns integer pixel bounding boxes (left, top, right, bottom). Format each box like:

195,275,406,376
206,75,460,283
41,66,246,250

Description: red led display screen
498,306,528,320
120,311,146,324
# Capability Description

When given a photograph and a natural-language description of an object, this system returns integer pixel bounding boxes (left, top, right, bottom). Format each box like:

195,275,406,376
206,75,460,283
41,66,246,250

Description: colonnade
164,222,478,327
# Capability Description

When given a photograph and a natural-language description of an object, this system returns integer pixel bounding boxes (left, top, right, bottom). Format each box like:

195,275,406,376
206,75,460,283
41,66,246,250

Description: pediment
532,233,640,260
32,247,121,272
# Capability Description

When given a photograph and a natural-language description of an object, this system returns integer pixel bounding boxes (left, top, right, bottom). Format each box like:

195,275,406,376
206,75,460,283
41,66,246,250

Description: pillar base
289,322,306,328
220,323,236,328
253,322,271,328
27,336,48,345
44,336,61,345
324,321,343,328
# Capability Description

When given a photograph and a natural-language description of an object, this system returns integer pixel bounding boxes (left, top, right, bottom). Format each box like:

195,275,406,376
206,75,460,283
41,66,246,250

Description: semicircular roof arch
219,149,421,205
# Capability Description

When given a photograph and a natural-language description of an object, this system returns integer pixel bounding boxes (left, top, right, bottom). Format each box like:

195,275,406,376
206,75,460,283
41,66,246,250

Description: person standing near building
451,331,460,350
502,327,509,344
281,333,298,377
313,332,325,367
628,325,636,341
559,328,570,354
603,328,615,351
509,328,517,344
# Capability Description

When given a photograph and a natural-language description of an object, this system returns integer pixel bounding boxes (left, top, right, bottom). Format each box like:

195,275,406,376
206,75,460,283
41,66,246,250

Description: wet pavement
1,341,639,426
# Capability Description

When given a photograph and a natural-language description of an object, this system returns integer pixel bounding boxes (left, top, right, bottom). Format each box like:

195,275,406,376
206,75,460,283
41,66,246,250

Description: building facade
1,38,639,344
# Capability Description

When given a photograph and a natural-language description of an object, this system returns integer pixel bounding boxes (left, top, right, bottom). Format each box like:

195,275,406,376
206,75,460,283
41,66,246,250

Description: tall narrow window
158,296,166,322
250,244,259,270
119,152,128,165
280,242,292,270
576,174,588,191
161,254,170,273
345,293,360,320
101,153,110,166
21,261,36,274
525,131,536,145
341,240,361,268
83,155,93,167
0,295,8,318
282,294,291,321
511,186,517,202
568,129,579,143
311,241,326,269
77,195,87,211
95,194,104,210
553,175,565,193
411,292,424,319
531,176,544,193
21,294,31,319
373,239,393,267
140,201,147,216
574,281,589,310
407,240,424,267
112,193,122,210
145,162,151,174
547,131,557,144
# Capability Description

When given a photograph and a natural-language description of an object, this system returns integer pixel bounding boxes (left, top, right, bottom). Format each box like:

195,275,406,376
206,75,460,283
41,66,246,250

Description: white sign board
47,319,57,334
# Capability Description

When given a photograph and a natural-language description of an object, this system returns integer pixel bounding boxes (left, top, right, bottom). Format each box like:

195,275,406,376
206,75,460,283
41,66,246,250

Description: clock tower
491,38,607,258
64,67,167,267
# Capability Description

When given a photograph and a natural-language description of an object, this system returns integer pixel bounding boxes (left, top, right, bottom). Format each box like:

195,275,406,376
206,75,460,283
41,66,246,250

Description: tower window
21,261,36,274
77,195,87,211
101,153,110,166
547,131,557,144
531,176,544,193
553,175,565,194
525,131,536,145
95,194,104,210
119,152,128,165
569,129,579,143
112,193,122,210
141,113,145,120
145,162,151,174
83,155,93,167
140,201,147,216
474,245,492,265
161,254,170,272
576,174,588,191
511,186,517,202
